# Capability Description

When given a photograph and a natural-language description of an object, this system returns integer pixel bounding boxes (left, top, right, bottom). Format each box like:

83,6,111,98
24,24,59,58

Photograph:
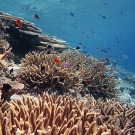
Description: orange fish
16,19,23,29
54,58,61,64
83,72,87,77
98,73,103,78
89,79,93,83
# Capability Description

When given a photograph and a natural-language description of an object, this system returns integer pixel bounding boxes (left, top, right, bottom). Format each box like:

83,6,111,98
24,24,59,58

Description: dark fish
47,45,52,49
10,68,13,74
79,42,82,45
33,14,40,21
3,84,12,91
76,46,81,49
102,16,106,19
121,12,123,15
80,31,84,34
106,47,111,51
100,49,108,53
54,69,58,73
76,64,80,70
103,2,109,5
47,50,51,54
86,36,89,38
41,66,45,71
89,29,94,34
70,12,74,17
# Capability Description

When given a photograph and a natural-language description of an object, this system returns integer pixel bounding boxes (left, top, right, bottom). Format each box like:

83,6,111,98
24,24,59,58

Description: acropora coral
0,92,134,135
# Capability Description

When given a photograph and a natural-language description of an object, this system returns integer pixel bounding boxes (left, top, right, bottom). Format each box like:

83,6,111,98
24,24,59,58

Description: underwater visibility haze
1,0,135,134
0,0,135,73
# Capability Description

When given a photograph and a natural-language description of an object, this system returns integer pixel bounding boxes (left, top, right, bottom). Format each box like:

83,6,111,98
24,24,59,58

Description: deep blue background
1,0,135,73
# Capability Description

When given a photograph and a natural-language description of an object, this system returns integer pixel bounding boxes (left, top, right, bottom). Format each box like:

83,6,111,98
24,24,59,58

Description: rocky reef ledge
0,11,68,60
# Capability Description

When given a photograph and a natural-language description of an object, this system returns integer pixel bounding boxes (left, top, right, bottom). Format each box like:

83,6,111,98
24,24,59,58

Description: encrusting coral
18,50,117,99
0,92,134,135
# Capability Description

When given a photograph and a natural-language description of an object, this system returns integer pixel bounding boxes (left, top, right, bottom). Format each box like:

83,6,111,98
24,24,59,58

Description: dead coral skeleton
0,92,134,135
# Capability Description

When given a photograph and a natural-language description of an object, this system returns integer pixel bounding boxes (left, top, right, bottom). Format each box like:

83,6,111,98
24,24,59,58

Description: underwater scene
0,0,135,134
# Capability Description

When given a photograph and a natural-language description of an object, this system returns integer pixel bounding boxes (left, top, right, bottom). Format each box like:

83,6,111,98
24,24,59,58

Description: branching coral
0,92,134,135
18,50,117,99
84,95,135,132
18,51,83,94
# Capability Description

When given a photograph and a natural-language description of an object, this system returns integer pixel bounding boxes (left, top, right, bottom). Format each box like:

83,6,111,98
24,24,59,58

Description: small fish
89,29,94,34
76,64,80,70
41,66,45,71
89,79,93,83
86,36,89,39
79,42,82,45
54,58,61,64
83,72,87,77
64,62,70,68
98,74,103,78
101,58,109,62
76,46,81,49
100,49,108,53
33,14,40,21
102,16,106,19
121,11,123,16
47,45,52,49
123,55,128,59
106,47,111,51
70,12,74,17
10,68,13,74
3,84,12,91
47,50,51,54
103,2,108,5
16,19,23,29
26,5,30,11
104,71,110,75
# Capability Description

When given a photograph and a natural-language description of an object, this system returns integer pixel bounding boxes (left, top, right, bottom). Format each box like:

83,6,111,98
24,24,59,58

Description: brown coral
18,50,117,99
18,51,83,94
0,92,134,135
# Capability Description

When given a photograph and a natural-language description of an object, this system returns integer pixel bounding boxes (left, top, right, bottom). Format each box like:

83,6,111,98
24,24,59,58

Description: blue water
1,0,135,73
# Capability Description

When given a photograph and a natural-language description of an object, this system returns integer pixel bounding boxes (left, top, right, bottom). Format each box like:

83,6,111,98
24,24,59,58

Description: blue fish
26,5,30,11
70,12,74,17
104,71,110,75
80,50,88,54
100,49,108,53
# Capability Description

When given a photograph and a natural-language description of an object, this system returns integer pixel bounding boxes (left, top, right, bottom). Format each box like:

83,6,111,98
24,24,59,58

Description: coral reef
18,50,117,99
18,51,83,95
0,92,134,135
0,11,68,61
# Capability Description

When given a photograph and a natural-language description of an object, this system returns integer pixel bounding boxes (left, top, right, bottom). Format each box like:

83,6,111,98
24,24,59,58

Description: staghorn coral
84,95,135,132
18,51,83,94
0,92,134,135
18,50,117,99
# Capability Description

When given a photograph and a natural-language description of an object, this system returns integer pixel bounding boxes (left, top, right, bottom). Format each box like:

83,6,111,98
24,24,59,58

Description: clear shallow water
0,0,135,73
